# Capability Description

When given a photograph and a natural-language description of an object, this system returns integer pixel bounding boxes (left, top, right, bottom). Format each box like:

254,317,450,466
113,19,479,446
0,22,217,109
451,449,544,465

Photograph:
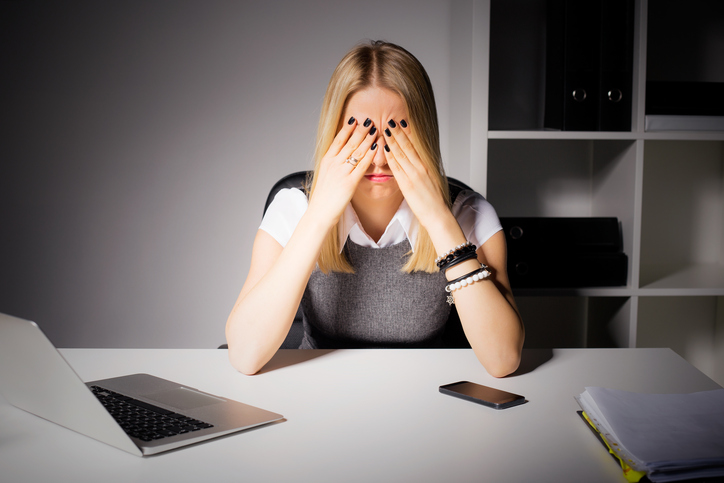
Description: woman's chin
356,179,402,202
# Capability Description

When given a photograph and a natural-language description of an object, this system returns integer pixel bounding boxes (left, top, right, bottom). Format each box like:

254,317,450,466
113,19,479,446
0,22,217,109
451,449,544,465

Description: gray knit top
299,239,451,349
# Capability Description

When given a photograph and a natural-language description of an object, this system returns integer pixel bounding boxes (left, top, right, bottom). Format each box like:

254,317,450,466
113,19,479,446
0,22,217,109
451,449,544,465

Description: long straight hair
309,41,449,273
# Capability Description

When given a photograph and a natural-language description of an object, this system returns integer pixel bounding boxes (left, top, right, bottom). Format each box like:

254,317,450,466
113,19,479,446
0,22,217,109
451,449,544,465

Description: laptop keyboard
90,386,214,442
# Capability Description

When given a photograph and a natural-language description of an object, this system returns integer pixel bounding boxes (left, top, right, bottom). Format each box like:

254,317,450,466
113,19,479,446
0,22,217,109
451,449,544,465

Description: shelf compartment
518,296,633,349
517,296,587,348
488,139,637,286
639,264,724,296
636,296,724,385
639,141,724,289
488,0,637,132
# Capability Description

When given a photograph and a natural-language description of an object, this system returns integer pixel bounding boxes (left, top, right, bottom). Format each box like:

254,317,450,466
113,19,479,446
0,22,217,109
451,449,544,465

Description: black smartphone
439,381,527,409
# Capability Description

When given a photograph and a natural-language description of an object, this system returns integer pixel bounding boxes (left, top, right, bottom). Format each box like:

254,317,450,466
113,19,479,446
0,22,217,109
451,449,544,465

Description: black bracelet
440,250,478,273
435,241,473,265
446,265,491,286
436,243,477,271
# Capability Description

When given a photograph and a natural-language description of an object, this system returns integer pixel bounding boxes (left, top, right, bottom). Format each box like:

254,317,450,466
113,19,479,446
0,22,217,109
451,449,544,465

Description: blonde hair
309,40,449,274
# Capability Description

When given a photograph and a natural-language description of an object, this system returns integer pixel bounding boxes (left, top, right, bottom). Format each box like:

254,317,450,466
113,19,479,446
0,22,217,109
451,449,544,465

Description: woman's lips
365,174,393,183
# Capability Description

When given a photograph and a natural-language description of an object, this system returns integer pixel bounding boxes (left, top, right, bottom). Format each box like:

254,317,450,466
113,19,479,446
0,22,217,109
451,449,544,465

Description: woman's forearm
426,215,524,377
225,211,333,375
451,276,524,377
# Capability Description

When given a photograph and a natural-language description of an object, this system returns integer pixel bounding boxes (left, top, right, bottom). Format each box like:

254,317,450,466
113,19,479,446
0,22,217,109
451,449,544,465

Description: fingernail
348,116,355,125
400,119,408,128
371,142,377,150
388,120,396,128
384,144,390,152
369,126,377,136
363,118,372,127
384,128,391,137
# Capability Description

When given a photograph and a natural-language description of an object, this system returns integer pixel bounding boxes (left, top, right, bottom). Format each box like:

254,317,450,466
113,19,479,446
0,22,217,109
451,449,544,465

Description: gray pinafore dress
299,240,451,348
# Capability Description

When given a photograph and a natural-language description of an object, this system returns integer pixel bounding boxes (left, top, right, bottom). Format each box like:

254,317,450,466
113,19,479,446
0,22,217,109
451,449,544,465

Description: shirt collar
338,200,417,251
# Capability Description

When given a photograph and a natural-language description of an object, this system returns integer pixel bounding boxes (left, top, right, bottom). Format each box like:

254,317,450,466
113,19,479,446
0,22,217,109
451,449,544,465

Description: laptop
0,312,284,456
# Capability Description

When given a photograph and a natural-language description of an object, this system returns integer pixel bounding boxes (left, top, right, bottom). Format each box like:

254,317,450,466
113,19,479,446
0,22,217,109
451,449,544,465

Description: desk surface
0,348,720,483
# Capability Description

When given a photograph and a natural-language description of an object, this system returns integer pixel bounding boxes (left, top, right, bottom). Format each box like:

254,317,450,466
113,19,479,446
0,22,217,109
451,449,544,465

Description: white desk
0,348,720,482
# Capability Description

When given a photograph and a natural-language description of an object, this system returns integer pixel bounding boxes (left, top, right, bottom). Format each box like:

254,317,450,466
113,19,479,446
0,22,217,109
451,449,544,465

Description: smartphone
439,381,526,410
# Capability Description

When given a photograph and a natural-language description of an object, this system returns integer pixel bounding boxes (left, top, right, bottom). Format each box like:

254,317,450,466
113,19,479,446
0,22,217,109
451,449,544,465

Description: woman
226,41,524,377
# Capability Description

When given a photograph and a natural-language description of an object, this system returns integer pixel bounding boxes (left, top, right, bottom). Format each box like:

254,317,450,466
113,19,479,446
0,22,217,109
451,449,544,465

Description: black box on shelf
500,217,628,288
645,81,724,116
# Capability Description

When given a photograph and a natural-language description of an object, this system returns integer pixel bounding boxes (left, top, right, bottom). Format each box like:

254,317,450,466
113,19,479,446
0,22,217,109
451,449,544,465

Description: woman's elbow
226,319,260,375
482,350,522,378
227,345,264,376
226,330,264,375
486,361,519,378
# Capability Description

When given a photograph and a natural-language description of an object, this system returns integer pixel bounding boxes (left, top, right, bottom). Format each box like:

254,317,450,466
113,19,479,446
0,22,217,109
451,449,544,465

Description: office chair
221,170,473,349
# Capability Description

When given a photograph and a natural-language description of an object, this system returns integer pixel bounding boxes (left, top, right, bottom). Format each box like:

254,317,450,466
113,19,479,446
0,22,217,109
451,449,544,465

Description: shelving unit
459,0,724,383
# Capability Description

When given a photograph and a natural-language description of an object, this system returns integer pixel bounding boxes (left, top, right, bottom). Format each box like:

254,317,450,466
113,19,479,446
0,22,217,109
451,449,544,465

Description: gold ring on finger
345,156,359,167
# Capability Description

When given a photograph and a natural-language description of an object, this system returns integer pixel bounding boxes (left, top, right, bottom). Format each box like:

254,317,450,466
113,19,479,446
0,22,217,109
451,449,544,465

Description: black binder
598,0,634,131
544,0,599,131
501,217,628,288
544,0,634,131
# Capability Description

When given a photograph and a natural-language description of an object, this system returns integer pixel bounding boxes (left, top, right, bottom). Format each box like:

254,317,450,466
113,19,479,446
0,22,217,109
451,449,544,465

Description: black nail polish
384,144,390,152
388,120,396,128
348,116,355,125
400,119,408,128
363,118,372,127
384,128,391,137
369,126,377,136
371,142,377,150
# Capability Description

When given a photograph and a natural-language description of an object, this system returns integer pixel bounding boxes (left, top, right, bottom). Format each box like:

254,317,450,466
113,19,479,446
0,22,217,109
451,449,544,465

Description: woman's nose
371,135,387,166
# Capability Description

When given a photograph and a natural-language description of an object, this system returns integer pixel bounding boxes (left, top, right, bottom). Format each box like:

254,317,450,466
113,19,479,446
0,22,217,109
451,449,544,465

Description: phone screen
439,381,526,409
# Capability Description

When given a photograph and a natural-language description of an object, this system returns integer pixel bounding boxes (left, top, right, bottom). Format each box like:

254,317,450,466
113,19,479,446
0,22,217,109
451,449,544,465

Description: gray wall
1,0,467,348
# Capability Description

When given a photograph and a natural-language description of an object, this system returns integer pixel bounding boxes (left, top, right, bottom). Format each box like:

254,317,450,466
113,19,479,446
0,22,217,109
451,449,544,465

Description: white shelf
489,130,640,140
516,264,724,297
641,131,724,141
513,287,634,297
489,130,724,141
639,264,724,296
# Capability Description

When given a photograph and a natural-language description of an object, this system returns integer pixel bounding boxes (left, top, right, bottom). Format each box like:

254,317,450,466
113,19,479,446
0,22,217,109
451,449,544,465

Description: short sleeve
258,188,308,247
451,190,503,248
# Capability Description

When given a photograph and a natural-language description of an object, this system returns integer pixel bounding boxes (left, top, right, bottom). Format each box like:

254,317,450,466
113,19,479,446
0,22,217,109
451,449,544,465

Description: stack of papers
576,387,724,482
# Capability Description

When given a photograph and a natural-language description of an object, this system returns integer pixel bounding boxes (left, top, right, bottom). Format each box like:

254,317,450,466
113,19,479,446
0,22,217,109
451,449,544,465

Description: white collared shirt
259,188,502,251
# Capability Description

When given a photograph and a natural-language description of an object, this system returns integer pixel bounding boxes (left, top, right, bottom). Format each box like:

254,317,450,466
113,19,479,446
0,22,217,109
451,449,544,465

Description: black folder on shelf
545,0,600,131
501,217,628,288
598,0,634,131
544,0,634,132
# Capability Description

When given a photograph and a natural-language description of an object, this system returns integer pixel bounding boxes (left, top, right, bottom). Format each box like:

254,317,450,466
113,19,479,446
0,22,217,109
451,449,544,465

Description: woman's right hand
307,117,378,226
225,118,378,374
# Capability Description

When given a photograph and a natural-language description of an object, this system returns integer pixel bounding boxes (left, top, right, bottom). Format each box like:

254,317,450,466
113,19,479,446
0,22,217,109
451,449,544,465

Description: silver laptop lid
0,313,284,456
0,313,141,455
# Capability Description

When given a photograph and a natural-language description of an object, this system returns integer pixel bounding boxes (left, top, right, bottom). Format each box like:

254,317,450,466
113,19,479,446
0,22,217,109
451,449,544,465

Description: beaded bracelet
435,241,473,266
436,242,477,271
444,265,491,305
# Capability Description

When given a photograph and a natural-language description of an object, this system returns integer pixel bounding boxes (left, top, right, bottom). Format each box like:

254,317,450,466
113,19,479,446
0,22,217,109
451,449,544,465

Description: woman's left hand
382,119,452,231
385,121,524,378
